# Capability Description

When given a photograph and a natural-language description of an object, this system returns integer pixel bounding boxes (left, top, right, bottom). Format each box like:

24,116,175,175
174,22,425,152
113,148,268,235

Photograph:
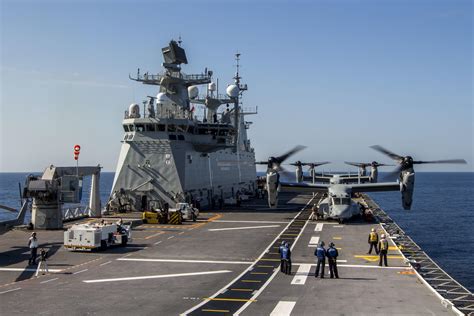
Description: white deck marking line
293,263,404,269
99,261,112,267
83,270,231,283
270,301,296,316
0,267,62,273
208,225,280,232
73,269,88,275
234,197,315,316
315,223,324,231
291,264,312,285
154,241,162,245
40,278,58,284
333,225,344,228
0,288,21,294
181,195,316,316
168,236,175,240
309,236,320,245
117,258,252,265
213,220,289,224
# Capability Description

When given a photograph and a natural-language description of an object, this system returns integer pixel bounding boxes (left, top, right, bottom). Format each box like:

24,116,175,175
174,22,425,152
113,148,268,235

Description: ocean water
1,172,473,291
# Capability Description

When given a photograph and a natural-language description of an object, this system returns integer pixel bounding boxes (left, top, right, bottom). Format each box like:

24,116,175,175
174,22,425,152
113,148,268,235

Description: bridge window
341,198,351,205
157,124,166,131
128,124,135,131
168,124,176,132
145,124,156,132
169,135,177,140
135,124,145,132
177,135,185,141
123,125,129,132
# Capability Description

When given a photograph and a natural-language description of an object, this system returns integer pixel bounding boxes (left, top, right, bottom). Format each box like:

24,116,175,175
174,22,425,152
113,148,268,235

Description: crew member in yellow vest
378,234,389,267
367,228,379,254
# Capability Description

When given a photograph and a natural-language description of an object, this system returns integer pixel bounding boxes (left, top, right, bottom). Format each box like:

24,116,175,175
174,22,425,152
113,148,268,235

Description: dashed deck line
270,301,296,316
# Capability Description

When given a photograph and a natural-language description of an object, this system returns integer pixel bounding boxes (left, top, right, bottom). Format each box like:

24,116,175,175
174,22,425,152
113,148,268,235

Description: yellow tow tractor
142,210,168,224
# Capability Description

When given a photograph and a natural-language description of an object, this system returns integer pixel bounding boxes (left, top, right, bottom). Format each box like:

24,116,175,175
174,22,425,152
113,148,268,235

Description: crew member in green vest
378,234,389,267
367,228,379,254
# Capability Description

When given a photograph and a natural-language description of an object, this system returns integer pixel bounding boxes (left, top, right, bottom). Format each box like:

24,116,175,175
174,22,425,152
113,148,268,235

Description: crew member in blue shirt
327,242,339,278
314,241,326,278
284,241,292,275
279,241,286,272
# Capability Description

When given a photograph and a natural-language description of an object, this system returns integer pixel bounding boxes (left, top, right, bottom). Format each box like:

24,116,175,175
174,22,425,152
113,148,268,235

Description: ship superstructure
109,40,257,211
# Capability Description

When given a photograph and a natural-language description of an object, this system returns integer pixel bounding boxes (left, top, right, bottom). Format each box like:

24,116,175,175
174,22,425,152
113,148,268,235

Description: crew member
367,228,379,254
309,204,318,221
327,242,339,278
314,241,326,278
378,234,389,267
28,232,38,265
284,242,292,275
279,241,286,272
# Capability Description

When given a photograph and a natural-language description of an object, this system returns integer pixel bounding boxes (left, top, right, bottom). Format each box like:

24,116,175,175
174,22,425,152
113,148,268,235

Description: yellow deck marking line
257,265,274,268
145,232,164,239
250,272,268,275
202,309,230,313
398,270,416,275
388,246,398,250
333,237,342,240
204,297,257,302
230,288,253,292
354,255,404,262
242,280,261,283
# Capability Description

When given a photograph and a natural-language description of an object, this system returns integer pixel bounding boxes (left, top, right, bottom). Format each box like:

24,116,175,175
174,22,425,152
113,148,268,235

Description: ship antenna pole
233,53,241,152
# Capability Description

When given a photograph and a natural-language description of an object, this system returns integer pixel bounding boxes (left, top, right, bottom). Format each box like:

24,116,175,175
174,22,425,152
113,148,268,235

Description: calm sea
1,172,473,291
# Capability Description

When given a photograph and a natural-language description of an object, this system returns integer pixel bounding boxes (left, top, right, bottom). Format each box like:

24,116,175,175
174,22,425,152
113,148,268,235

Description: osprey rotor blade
274,145,306,165
370,145,403,161
413,159,467,165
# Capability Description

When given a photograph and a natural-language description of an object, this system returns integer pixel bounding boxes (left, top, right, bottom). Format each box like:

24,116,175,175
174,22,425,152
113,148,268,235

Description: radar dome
188,86,199,99
208,82,217,92
226,84,239,98
129,103,140,118
156,92,171,104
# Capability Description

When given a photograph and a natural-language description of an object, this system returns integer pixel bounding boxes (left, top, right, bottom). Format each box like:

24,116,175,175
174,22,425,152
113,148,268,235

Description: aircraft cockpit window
341,198,351,205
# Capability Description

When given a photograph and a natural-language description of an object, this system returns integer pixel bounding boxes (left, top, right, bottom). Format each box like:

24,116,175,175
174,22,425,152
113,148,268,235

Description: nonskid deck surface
0,193,454,315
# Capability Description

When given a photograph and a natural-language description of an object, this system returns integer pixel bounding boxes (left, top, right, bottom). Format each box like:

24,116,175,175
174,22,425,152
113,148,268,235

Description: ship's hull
110,136,256,210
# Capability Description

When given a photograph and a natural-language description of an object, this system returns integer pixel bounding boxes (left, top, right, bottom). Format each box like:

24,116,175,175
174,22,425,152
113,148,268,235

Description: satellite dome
129,103,140,118
188,86,199,99
156,92,170,103
226,84,239,98
208,82,217,92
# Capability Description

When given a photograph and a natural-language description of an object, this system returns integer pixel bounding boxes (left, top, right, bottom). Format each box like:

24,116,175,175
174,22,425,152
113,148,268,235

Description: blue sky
1,0,472,172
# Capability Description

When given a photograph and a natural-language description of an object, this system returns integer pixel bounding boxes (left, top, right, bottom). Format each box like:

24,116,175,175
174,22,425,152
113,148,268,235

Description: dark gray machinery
23,165,102,230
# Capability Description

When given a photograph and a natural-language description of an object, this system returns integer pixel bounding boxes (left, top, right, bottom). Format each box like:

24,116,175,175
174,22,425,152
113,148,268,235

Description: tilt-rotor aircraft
258,145,466,222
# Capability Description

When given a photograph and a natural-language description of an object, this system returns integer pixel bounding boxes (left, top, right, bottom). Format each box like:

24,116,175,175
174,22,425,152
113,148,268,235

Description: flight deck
0,193,469,315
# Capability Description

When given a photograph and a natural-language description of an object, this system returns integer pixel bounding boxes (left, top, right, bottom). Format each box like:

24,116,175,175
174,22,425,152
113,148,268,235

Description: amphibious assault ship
109,40,257,211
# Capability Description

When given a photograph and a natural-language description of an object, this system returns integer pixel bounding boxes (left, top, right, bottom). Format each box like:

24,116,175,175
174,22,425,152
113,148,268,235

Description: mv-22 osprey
257,145,466,222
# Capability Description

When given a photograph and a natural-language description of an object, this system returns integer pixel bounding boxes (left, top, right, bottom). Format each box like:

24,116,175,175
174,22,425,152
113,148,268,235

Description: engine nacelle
400,171,415,210
295,166,303,183
266,171,280,208
370,167,378,183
